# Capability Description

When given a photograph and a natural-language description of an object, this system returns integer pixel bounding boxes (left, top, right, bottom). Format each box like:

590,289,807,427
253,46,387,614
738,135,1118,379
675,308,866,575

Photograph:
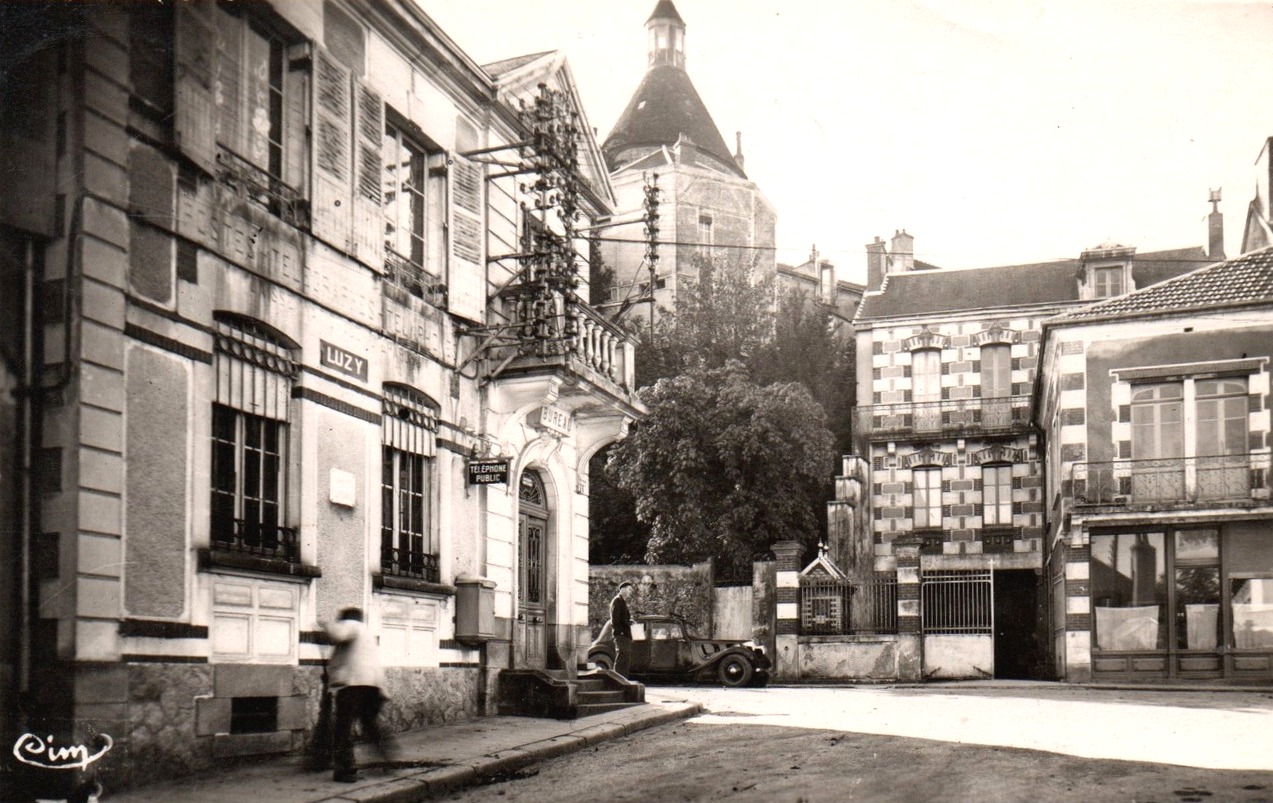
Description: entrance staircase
497,668,645,719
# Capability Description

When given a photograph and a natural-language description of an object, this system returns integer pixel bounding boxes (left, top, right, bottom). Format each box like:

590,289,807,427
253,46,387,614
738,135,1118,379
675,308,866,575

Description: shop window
1173,529,1221,651
1091,532,1166,651
1232,578,1273,649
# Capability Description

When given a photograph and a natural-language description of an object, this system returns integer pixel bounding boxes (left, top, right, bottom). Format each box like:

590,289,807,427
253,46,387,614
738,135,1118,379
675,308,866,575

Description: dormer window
1080,244,1136,300
1092,265,1125,298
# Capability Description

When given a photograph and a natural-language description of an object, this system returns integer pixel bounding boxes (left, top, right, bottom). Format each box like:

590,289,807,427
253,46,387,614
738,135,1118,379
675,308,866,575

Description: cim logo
13,732,113,771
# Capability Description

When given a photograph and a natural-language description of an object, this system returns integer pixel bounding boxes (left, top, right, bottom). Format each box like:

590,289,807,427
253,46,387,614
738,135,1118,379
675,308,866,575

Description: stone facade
1,3,641,794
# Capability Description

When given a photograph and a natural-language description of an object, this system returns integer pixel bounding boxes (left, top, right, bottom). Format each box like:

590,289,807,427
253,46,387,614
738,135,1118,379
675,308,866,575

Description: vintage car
587,614,770,687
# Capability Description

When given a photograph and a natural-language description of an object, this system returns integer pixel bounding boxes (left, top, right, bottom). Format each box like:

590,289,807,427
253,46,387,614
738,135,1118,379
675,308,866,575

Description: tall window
381,385,439,582
913,467,942,529
1131,383,1184,460
383,123,427,268
698,214,713,259
912,349,942,403
1131,377,1248,501
210,316,297,560
1196,379,1247,456
980,344,1012,399
213,5,286,178
1092,266,1125,298
982,464,1013,526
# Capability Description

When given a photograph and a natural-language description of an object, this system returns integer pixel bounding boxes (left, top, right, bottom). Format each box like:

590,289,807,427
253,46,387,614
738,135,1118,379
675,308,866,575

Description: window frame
981,463,1014,526
1091,265,1125,298
380,385,440,583
912,348,942,403
980,344,1012,399
913,466,943,530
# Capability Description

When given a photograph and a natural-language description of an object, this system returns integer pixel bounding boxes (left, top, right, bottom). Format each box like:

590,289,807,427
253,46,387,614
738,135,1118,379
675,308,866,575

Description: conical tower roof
602,2,744,178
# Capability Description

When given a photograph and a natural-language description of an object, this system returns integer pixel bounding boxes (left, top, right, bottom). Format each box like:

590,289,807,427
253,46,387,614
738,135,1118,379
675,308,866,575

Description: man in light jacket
324,606,391,782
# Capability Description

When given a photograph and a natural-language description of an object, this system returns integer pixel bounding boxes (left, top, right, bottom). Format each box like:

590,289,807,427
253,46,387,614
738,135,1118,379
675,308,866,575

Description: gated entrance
921,570,993,679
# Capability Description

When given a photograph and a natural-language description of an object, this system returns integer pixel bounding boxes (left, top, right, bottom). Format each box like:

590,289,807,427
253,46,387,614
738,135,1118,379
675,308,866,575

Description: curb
319,702,703,803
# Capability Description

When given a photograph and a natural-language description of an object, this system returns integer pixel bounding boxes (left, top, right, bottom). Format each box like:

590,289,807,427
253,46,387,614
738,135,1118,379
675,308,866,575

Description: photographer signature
12,732,113,770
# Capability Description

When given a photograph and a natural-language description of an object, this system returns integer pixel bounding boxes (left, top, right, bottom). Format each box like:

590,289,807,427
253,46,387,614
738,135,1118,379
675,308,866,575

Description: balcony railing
381,546,441,584
1071,453,1272,507
215,147,307,228
212,518,300,562
497,291,636,392
856,395,1032,440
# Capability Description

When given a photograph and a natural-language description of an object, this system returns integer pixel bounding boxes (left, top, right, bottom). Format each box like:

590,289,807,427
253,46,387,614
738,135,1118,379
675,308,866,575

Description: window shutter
447,116,486,322
174,0,217,174
352,81,385,268
310,47,353,252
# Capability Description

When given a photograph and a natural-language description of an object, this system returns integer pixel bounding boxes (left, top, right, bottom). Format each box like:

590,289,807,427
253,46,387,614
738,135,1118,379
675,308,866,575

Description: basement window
230,696,278,734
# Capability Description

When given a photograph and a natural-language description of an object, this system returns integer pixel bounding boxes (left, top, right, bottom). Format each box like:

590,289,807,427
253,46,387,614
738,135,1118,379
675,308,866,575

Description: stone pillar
894,539,923,682
771,540,806,681
1062,536,1093,682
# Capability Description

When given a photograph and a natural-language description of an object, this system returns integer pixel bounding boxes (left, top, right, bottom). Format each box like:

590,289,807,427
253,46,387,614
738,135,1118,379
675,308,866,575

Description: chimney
733,131,745,172
1208,188,1225,260
866,237,887,291
889,229,915,274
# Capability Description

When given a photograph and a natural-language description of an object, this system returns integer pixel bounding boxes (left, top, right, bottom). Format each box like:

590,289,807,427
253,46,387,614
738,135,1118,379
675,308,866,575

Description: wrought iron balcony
211,518,300,562
856,395,1032,441
1070,453,1272,508
215,146,307,228
381,546,441,584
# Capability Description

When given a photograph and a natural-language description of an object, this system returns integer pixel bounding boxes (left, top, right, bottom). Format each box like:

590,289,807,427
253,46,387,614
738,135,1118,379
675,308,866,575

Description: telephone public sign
467,459,509,486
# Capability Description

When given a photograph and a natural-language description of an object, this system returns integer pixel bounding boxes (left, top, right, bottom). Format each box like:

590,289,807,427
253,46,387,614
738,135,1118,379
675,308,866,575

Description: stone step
576,701,643,718
578,689,627,705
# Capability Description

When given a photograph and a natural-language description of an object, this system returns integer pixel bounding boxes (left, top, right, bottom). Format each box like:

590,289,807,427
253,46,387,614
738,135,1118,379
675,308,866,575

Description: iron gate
921,570,993,634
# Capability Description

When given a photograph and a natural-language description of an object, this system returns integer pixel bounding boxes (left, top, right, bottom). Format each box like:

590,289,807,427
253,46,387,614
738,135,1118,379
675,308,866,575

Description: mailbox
454,575,497,645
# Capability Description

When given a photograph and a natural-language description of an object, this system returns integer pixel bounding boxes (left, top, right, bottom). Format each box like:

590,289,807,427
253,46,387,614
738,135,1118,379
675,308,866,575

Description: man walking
610,582,635,677
324,607,391,782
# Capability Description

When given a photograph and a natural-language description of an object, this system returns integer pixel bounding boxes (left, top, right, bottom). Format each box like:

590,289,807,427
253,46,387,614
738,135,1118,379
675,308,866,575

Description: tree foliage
606,361,835,578
752,287,857,454
635,252,774,387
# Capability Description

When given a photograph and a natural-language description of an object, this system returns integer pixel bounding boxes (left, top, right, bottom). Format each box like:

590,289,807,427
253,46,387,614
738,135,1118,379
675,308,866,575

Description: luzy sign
320,340,368,382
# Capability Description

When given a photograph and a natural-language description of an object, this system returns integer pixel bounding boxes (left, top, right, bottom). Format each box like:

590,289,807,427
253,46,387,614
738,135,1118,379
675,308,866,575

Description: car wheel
718,654,753,687
591,652,614,672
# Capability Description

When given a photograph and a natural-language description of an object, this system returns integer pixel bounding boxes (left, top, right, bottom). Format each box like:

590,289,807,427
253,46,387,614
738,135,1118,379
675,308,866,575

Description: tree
606,361,835,578
635,252,774,387
752,287,857,454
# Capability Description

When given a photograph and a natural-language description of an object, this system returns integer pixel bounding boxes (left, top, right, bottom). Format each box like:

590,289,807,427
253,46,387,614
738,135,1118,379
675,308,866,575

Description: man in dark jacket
610,582,635,676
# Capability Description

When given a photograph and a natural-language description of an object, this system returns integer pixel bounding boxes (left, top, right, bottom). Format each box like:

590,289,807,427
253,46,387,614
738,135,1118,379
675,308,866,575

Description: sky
421,1,1273,282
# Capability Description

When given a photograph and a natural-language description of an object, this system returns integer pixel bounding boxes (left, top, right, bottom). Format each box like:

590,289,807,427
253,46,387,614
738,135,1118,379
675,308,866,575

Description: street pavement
101,694,701,802
674,681,1273,771
99,681,1273,801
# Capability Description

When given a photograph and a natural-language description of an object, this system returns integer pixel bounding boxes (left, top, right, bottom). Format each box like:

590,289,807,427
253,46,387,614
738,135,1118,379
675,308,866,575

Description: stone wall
589,562,714,637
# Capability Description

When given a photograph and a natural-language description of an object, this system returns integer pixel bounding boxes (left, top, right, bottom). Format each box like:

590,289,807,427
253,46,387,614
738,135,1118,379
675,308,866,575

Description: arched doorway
518,470,551,668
